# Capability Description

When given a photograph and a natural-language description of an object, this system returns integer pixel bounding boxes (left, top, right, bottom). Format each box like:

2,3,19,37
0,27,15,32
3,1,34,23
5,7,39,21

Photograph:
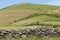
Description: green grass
0,36,60,40
11,13,60,27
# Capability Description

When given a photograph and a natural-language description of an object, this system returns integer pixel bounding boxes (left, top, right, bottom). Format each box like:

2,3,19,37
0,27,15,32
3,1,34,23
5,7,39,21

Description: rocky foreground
0,27,60,38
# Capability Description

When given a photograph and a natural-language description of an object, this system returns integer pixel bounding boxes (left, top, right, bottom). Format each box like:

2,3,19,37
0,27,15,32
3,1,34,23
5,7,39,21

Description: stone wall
0,27,60,38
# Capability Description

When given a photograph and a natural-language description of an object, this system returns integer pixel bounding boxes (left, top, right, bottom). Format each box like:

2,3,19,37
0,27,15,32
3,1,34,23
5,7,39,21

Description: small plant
36,21,40,25
14,20,17,22
53,25,57,28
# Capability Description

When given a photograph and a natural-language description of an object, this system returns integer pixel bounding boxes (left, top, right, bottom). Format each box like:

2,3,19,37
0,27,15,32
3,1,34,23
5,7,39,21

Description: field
0,3,60,40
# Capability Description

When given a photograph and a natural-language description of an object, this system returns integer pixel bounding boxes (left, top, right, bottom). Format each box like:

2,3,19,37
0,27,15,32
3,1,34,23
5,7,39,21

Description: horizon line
0,3,60,9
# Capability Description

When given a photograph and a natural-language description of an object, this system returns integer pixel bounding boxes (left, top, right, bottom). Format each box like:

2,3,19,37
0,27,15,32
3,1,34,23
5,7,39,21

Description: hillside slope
1,3,60,10
0,3,60,29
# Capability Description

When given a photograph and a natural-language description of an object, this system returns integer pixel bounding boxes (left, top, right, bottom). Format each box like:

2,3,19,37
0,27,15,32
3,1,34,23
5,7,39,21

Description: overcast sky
0,0,60,9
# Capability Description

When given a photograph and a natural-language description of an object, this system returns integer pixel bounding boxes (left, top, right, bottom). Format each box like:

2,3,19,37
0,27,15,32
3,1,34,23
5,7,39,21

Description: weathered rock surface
0,28,60,38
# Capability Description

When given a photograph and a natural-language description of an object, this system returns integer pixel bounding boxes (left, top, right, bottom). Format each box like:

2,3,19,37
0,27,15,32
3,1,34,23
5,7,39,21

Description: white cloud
46,0,60,6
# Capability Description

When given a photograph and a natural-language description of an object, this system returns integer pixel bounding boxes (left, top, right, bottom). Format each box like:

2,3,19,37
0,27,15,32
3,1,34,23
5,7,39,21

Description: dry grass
0,10,39,25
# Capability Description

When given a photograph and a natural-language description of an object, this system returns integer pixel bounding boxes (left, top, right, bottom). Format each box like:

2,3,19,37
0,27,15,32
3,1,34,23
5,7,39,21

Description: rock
22,35,27,38
0,27,60,38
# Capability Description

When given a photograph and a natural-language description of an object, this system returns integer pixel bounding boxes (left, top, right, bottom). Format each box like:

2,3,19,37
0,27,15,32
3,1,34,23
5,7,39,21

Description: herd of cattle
0,27,60,38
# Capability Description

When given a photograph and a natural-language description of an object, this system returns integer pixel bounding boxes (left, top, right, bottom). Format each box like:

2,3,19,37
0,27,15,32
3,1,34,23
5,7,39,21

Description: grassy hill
0,3,60,30
1,3,60,10
0,3,60,40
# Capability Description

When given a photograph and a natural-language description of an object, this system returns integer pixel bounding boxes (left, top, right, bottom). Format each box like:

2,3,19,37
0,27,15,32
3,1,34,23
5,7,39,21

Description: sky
0,0,60,9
